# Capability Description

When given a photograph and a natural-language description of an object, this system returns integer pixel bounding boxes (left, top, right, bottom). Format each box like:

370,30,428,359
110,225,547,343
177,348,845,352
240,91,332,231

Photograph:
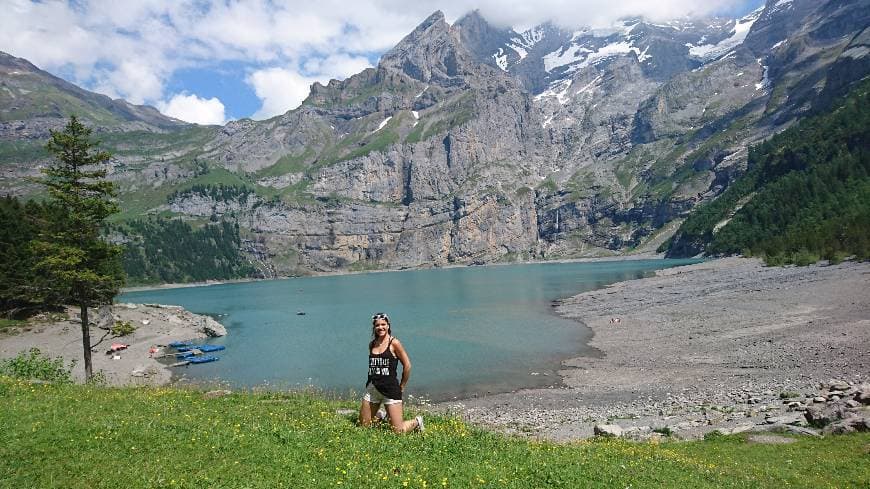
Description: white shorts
363,383,402,405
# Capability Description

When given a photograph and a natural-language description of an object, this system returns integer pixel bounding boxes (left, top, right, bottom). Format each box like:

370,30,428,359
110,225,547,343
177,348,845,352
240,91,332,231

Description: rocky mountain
0,51,214,197
0,51,187,137
1,0,868,278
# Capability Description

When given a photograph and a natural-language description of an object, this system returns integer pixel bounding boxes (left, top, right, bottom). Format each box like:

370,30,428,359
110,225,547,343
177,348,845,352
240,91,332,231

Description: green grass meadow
1,377,868,488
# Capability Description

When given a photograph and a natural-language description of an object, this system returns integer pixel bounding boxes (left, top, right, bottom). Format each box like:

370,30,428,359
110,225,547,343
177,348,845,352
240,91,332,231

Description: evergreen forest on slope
664,78,870,264
0,196,254,313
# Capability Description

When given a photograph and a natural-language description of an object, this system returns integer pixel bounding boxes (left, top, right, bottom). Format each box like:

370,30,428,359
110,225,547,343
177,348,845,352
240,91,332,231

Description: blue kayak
187,355,219,364
168,341,192,348
175,345,226,353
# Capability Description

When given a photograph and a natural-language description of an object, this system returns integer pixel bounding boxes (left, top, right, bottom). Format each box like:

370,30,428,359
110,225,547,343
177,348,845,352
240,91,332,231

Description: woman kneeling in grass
359,313,423,433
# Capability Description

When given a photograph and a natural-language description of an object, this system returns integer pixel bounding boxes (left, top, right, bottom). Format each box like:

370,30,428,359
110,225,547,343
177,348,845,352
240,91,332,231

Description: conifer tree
31,116,124,380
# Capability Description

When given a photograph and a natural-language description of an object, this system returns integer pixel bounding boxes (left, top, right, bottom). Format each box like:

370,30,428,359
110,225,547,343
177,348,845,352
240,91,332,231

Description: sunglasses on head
372,313,389,321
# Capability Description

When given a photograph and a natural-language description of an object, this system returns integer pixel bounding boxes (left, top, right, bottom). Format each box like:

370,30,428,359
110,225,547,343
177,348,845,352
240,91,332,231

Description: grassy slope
0,82,124,125
1,377,867,488
113,168,252,222
99,126,216,158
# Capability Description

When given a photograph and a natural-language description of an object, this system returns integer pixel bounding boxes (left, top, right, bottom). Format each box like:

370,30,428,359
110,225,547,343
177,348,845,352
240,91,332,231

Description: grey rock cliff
1,0,869,276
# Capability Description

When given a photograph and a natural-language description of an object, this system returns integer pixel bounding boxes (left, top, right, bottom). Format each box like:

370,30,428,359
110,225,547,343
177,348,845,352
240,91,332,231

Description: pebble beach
438,257,870,440
0,303,226,386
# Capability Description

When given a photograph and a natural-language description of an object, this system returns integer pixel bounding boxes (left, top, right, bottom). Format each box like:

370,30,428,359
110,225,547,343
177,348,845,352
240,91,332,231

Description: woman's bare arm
391,338,412,391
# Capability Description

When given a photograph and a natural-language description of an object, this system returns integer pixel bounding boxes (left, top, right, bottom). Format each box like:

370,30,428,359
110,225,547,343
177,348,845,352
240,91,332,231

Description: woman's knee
388,412,405,433
359,402,373,426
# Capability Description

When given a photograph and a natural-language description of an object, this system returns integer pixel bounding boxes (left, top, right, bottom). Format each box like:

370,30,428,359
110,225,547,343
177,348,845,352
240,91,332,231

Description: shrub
792,248,820,266
763,253,787,266
87,370,107,386
111,320,136,336
826,251,850,265
703,430,727,441
0,347,74,383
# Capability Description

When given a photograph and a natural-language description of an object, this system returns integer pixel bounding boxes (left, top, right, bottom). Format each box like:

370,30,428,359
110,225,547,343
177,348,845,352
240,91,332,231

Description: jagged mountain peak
378,10,459,84
417,10,448,30
454,9,505,40
455,9,486,25
455,10,518,71
378,9,509,88
382,9,451,56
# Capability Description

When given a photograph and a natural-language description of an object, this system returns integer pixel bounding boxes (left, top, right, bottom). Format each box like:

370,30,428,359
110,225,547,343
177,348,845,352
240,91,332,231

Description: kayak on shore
175,344,226,353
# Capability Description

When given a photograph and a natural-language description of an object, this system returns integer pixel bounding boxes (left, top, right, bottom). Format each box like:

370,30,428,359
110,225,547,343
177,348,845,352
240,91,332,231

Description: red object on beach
110,343,129,352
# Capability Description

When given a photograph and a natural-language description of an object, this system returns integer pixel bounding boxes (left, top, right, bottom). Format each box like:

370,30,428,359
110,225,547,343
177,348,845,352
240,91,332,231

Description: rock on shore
0,303,227,386
436,258,870,441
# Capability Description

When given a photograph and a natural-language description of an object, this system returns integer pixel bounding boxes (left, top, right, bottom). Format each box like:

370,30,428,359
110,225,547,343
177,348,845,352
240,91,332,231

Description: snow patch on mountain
535,74,604,110
633,45,652,63
500,25,545,65
543,44,593,72
774,0,794,10
544,39,652,73
647,22,678,30
842,46,870,59
755,59,771,91
688,9,761,61
493,48,508,71
374,116,392,132
535,78,573,105
576,75,603,95
519,26,545,46
590,19,639,38
507,43,528,60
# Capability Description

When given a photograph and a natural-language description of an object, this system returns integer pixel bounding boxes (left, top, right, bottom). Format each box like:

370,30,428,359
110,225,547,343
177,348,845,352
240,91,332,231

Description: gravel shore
0,304,227,386
437,257,870,441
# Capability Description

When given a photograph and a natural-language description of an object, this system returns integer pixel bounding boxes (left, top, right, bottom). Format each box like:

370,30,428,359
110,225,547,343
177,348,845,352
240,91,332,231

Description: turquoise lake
119,259,698,401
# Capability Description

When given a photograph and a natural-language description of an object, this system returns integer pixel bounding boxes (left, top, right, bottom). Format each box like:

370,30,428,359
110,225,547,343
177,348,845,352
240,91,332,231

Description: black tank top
366,337,402,400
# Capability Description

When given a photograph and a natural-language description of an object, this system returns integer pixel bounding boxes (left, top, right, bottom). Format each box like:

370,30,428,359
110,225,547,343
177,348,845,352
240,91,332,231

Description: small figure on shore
610,317,621,325
359,312,424,433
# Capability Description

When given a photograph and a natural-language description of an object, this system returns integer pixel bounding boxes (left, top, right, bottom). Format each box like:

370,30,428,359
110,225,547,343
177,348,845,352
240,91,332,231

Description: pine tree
30,116,125,380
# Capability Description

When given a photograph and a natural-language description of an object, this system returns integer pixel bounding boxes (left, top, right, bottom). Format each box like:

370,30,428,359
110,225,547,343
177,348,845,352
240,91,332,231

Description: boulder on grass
593,424,624,438
822,416,870,435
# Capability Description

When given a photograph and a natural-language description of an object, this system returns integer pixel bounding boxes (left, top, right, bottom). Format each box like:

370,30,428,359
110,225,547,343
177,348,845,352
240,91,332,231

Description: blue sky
1,0,764,125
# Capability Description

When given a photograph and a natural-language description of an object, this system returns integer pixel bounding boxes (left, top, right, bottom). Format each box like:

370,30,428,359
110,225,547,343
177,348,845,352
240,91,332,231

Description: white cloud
469,0,743,29
158,93,227,125
100,60,166,105
0,0,101,68
247,54,375,120
247,68,318,120
303,54,375,80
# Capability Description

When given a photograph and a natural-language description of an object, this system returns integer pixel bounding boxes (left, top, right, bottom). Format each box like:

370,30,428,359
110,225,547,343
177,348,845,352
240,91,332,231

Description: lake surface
120,259,698,401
